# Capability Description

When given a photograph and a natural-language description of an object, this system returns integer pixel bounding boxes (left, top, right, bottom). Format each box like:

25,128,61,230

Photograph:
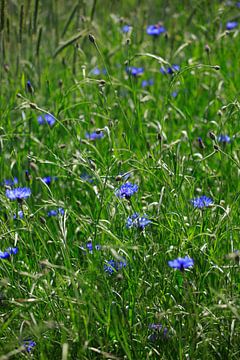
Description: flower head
13,210,24,219
104,259,127,275
191,195,213,208
126,213,151,230
23,339,36,353
141,79,154,88
41,176,58,185
2,177,18,187
47,208,64,217
115,182,138,199
218,135,230,144
122,25,131,33
146,24,166,36
126,66,144,77
0,247,18,259
6,187,31,201
38,114,55,127
160,64,180,75
226,21,238,30
85,131,104,141
85,241,101,254
168,256,194,271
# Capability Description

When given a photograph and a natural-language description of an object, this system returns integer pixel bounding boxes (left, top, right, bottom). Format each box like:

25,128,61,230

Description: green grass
0,0,240,359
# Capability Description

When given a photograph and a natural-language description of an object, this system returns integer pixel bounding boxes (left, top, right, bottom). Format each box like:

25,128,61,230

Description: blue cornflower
80,173,94,183
141,79,154,88
126,66,144,77
160,64,180,75
218,135,231,143
41,176,58,185
13,210,24,219
2,177,18,187
122,25,131,33
168,256,194,271
191,195,213,208
115,182,138,199
37,114,55,127
90,67,101,75
86,241,101,254
172,91,178,98
85,131,104,140
226,21,238,30
47,208,64,217
148,323,168,341
146,24,166,36
6,187,31,201
23,339,36,353
0,247,18,259
104,259,127,274
126,213,151,230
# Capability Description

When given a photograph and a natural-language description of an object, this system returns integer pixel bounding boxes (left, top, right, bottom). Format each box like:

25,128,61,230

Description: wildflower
226,21,238,30
6,187,31,201
41,176,58,185
141,79,154,88
218,135,230,143
191,195,213,208
122,25,131,33
85,131,104,141
172,91,178,98
104,259,127,274
23,339,36,353
80,173,94,183
0,247,18,259
126,66,144,77
85,241,101,254
115,182,138,199
90,67,106,76
47,208,64,217
160,64,180,75
37,113,55,127
126,213,151,230
2,177,18,187
148,323,168,342
168,256,194,271
13,210,24,219
146,24,166,36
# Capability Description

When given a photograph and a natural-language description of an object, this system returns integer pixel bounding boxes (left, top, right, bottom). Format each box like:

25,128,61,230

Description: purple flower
85,241,101,254
226,21,238,30
168,256,194,271
104,259,127,274
37,114,55,127
126,67,144,77
172,91,178,98
126,213,151,230
115,182,138,199
47,208,64,217
85,131,104,141
0,247,18,259
141,79,154,88
23,339,36,353
41,176,58,185
146,24,166,36
160,65,180,75
191,195,213,208
122,25,131,33
13,210,24,219
80,173,94,183
2,177,18,187
6,187,31,201
218,135,231,143
148,323,168,342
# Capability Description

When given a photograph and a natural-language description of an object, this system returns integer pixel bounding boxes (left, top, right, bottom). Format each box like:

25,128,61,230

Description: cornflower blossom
226,21,238,30
168,256,194,271
6,187,31,201
218,135,230,144
126,213,151,230
47,208,64,217
2,177,18,187
160,65,180,75
104,259,127,275
0,247,18,259
41,176,58,185
146,24,166,36
122,25,131,33
126,66,144,76
191,195,213,208
115,182,138,199
85,241,101,254
148,323,168,341
85,131,104,140
141,79,154,88
23,339,36,353
37,114,55,127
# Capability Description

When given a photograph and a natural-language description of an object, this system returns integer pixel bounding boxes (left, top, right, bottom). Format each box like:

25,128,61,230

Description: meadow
0,0,240,358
